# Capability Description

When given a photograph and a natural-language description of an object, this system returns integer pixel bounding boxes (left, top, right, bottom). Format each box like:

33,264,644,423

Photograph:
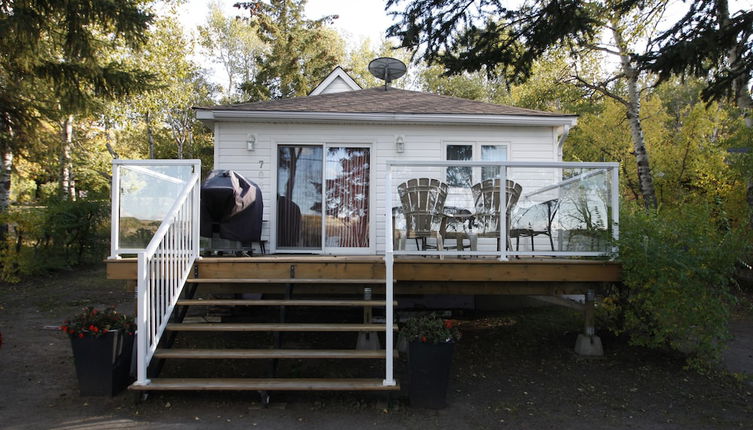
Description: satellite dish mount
368,57,407,91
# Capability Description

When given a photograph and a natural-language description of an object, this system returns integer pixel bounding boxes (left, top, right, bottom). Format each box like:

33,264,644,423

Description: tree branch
571,74,629,106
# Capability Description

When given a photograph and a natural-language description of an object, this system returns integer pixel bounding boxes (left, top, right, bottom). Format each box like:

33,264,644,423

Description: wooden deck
106,255,620,295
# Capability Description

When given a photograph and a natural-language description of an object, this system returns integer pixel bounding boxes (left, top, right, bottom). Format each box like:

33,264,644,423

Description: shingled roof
197,87,574,118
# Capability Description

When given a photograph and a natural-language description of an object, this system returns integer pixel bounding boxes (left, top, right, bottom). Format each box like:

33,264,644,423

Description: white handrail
521,168,608,199
132,162,201,386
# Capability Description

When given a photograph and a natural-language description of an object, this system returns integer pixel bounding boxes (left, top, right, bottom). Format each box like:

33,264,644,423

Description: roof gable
309,66,361,95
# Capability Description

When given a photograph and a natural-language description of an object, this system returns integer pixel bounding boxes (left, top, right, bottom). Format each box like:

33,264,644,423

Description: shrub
401,313,461,344
604,201,751,370
0,198,109,281
60,306,135,338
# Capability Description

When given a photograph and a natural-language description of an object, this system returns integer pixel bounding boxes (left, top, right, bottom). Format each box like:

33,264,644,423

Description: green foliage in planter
402,313,461,344
61,306,135,338
603,201,751,370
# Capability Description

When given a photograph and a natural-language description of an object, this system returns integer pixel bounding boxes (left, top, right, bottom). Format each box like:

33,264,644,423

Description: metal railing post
383,163,396,386
135,253,150,385
192,163,201,260
498,162,508,261
109,163,121,259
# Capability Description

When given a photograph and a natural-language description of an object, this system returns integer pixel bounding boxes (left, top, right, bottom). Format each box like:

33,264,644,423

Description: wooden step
186,278,386,284
129,378,400,391
176,299,395,307
154,348,397,359
166,322,397,332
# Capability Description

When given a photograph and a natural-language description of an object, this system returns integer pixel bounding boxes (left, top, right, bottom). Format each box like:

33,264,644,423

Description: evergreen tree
387,0,660,209
235,0,345,100
0,0,154,238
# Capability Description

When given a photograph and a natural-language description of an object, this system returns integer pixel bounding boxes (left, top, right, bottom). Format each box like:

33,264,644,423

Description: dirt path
1,266,751,429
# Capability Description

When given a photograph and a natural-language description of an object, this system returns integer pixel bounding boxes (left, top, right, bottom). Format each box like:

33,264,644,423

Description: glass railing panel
117,164,194,250
387,161,617,257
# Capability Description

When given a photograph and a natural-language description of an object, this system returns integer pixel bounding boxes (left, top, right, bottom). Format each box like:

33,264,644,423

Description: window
446,144,472,187
446,143,507,186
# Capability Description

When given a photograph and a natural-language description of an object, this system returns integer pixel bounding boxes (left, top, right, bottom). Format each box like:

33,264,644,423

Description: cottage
194,66,584,255
106,66,621,397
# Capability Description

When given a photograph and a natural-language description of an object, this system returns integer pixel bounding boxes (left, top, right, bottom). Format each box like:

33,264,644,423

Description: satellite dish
368,57,407,90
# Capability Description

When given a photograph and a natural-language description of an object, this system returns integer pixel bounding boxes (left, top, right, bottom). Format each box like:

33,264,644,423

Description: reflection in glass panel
325,147,370,248
277,146,323,249
446,144,472,187
118,165,194,249
481,145,506,181
556,168,611,252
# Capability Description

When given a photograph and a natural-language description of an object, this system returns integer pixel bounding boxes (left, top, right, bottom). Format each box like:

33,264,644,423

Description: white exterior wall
316,76,357,94
213,121,559,254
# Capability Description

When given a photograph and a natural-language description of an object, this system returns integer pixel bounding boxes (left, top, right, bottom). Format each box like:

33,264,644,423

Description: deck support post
574,288,603,356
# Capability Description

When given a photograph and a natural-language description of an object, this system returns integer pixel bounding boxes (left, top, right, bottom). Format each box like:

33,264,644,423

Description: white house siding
213,121,559,254
316,76,356,94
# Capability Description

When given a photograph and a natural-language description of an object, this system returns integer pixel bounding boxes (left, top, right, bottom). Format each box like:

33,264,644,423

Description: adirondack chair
396,178,448,254
471,179,523,252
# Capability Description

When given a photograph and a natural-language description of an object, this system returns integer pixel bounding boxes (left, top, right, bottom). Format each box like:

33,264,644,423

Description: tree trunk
612,24,658,210
177,137,184,159
146,111,155,159
0,145,13,246
104,121,119,159
59,114,76,201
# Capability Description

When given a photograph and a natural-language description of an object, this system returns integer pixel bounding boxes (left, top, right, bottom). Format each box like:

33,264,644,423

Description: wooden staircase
129,276,400,396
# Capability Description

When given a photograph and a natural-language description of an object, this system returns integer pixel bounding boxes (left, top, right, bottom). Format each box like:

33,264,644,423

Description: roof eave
196,110,578,127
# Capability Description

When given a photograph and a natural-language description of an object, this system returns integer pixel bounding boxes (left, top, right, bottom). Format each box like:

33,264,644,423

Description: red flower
60,325,68,332
443,320,455,329
88,325,96,332
78,333,84,339
421,336,427,343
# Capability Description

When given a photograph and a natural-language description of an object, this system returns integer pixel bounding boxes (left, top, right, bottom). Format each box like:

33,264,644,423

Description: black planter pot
408,341,454,409
69,330,134,396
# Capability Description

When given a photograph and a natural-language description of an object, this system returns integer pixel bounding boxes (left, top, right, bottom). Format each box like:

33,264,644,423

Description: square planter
69,330,134,396
408,341,454,409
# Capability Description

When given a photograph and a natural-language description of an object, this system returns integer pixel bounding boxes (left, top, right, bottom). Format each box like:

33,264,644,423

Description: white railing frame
110,159,201,387
109,159,199,259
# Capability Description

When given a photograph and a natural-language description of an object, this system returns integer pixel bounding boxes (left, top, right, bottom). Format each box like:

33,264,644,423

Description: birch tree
638,0,753,225
198,1,265,102
387,0,663,209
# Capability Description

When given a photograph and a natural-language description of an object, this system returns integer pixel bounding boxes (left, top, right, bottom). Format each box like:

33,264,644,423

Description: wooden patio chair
396,178,448,255
470,179,523,252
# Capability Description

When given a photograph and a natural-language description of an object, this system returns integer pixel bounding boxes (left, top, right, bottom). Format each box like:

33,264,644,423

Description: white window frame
443,140,511,185
271,140,375,255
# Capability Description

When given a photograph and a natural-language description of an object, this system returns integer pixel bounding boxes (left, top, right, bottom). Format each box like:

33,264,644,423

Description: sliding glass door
276,144,371,253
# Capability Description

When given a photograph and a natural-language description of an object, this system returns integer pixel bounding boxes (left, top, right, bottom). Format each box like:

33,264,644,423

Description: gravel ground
1,265,751,429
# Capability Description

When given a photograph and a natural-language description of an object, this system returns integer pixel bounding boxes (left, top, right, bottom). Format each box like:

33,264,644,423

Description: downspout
556,124,571,161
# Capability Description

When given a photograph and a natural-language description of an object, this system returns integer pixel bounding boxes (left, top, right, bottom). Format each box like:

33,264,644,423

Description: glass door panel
276,146,323,249
324,147,370,249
